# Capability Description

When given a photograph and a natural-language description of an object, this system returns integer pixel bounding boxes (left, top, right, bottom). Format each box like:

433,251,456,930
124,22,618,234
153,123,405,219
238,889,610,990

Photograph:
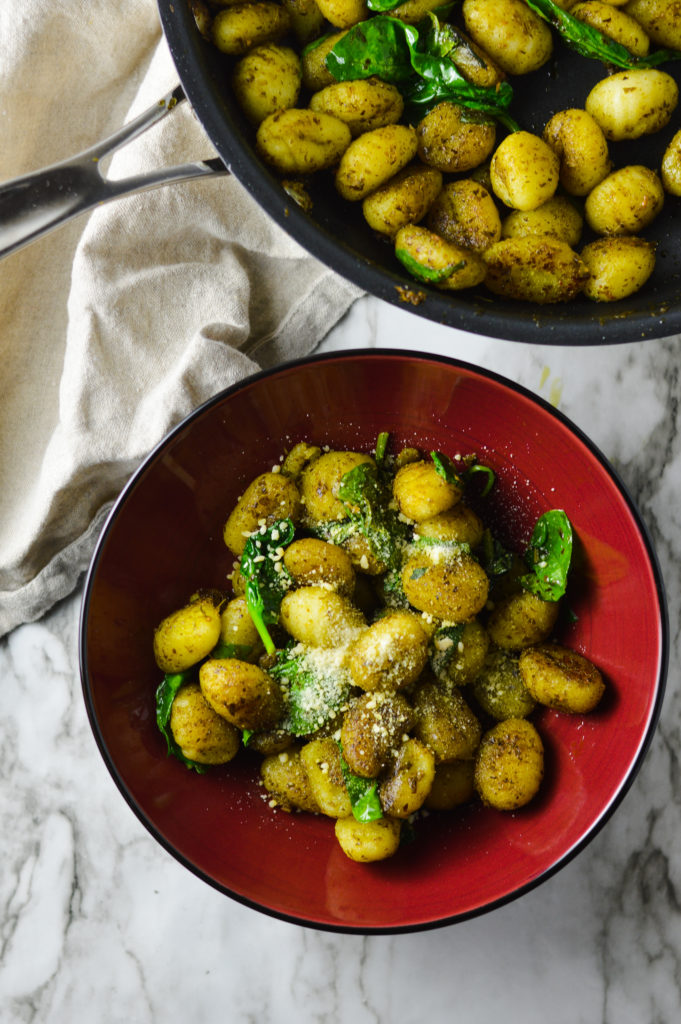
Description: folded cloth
0,0,362,638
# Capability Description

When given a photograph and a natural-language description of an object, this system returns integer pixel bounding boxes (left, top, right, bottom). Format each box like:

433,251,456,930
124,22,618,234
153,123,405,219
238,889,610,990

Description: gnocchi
195,0,681,306
152,436,606,863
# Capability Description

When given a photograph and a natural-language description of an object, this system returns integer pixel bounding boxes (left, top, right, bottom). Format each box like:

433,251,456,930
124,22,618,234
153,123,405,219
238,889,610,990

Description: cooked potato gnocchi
362,163,443,237
153,437,606,862
416,101,496,174
231,44,302,124
462,0,553,75
475,718,544,810
490,131,560,212
519,642,605,713
501,195,583,247
542,108,611,197
309,76,404,136
584,165,665,235
335,123,418,200
482,236,589,304
585,69,678,141
256,108,352,174
581,236,656,302
198,0,680,308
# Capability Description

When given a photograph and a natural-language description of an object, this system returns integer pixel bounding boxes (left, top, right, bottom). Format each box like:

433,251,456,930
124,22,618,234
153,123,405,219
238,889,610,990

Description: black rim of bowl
78,348,670,933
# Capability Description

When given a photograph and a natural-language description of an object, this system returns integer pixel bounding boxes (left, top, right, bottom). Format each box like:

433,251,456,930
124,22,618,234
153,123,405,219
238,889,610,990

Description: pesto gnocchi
194,0,681,306
152,435,605,862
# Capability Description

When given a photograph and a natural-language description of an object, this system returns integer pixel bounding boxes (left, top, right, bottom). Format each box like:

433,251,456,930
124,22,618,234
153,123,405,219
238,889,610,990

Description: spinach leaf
210,640,253,661
523,0,681,68
240,518,295,654
467,462,495,496
326,15,519,128
337,461,408,570
429,623,465,680
479,527,514,578
338,746,384,822
431,450,495,495
155,671,206,773
395,248,467,284
430,449,464,487
381,565,411,608
367,0,407,10
270,645,351,737
375,430,390,465
519,509,573,601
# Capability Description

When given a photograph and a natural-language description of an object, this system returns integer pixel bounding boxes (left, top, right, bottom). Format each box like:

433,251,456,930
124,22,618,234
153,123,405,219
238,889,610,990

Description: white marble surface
2,296,681,1024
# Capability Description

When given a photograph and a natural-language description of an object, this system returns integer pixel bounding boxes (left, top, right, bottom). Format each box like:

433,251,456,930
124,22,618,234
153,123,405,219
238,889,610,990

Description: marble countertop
2,296,680,1024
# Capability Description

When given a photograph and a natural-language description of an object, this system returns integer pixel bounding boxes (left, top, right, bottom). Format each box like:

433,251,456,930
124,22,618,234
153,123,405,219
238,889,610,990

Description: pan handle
0,85,228,261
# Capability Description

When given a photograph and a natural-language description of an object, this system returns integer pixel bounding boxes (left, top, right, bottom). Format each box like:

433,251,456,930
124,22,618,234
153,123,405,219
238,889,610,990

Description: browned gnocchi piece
256,108,352,175
472,648,536,720
279,586,366,647
402,548,490,622
486,590,559,650
462,0,553,75
585,69,678,142
211,3,291,56
490,131,560,212
199,657,285,731
261,747,321,812
581,236,656,302
153,592,223,673
231,44,302,124
474,717,544,810
413,680,482,763
393,458,462,522
416,102,496,174
519,642,605,713
425,179,502,252
309,77,404,137
334,815,402,861
415,503,485,548
223,471,301,556
482,236,589,304
571,1,650,54
340,690,415,777
170,683,242,765
624,0,681,48
584,165,665,236
335,124,419,201
300,449,375,523
283,538,356,595
662,129,681,196
379,738,436,817
346,610,429,691
300,737,353,817
542,108,611,197
314,0,369,28
394,225,488,290
219,596,263,661
501,196,583,248
424,759,476,811
362,163,443,237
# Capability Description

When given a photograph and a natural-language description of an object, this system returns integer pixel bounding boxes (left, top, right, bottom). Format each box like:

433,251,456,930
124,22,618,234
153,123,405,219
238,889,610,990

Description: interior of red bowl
80,350,667,932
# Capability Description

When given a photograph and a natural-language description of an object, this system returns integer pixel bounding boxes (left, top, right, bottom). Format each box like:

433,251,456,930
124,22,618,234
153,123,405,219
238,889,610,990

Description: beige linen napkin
0,0,362,637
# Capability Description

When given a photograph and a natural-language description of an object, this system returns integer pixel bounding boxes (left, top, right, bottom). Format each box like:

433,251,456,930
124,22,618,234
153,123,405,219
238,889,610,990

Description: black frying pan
157,0,681,345
3,1,680,345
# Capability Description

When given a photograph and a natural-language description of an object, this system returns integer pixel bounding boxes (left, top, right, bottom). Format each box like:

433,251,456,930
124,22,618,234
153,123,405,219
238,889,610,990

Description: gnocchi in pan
190,0,681,304
153,436,605,863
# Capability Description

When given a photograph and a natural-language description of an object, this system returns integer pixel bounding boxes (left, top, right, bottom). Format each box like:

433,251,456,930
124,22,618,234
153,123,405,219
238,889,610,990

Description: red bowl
79,350,668,932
